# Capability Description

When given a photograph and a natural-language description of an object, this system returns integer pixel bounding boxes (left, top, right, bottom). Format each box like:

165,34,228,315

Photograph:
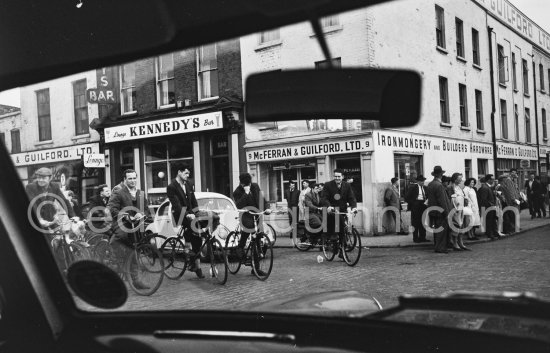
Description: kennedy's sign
105,111,223,143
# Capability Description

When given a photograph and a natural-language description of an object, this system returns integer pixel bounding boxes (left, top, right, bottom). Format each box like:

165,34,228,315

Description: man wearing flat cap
426,166,453,253
26,167,75,231
405,175,429,243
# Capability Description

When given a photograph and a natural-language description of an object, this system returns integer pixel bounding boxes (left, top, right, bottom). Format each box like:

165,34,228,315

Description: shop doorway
281,166,316,201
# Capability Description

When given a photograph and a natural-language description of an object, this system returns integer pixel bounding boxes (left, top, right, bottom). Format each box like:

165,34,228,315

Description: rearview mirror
245,69,421,128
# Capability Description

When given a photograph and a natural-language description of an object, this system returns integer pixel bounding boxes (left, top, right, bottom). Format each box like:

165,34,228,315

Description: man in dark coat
26,167,75,231
384,177,401,234
303,182,324,240
321,169,358,242
87,184,111,233
477,174,499,239
233,172,272,276
524,173,543,218
166,163,204,278
405,175,429,243
285,180,300,229
426,166,452,253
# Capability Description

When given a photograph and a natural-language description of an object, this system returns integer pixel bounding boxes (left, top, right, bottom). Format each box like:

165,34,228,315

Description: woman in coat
448,173,470,250
463,177,480,240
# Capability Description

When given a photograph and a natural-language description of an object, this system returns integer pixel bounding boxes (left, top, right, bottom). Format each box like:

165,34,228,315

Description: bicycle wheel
342,228,361,267
321,236,338,261
125,243,164,296
68,242,92,263
251,233,273,281
92,239,112,265
224,231,242,274
263,223,277,246
293,232,313,252
160,237,187,280
207,238,228,285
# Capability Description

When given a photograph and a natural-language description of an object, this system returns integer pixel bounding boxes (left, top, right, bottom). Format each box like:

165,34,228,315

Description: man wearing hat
426,166,453,253
405,175,429,243
26,167,75,230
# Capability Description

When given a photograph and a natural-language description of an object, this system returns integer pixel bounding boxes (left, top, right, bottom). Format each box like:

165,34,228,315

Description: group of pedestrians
418,165,548,254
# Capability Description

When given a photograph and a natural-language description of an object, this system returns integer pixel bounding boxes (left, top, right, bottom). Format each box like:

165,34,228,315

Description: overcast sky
1,0,549,109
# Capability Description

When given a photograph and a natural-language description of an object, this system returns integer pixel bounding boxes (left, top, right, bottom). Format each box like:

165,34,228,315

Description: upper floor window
475,89,483,130
497,45,506,85
514,104,520,141
522,59,529,95
458,84,468,127
472,28,480,65
73,79,88,135
156,54,175,107
321,15,340,29
455,18,464,58
500,99,508,139
11,129,20,153
512,53,518,90
435,5,446,49
542,108,548,140
120,62,136,114
439,76,449,124
36,89,51,141
197,44,219,100
0,132,4,147
315,57,342,69
259,29,280,45
525,107,531,142
548,68,550,94
540,63,545,92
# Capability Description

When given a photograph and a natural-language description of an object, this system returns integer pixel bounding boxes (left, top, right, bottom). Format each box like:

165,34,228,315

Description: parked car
146,192,276,247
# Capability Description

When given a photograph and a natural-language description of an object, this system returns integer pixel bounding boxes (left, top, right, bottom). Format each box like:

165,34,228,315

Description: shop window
335,157,362,202
145,140,193,202
267,162,316,203
477,159,488,178
394,154,422,197
465,159,471,179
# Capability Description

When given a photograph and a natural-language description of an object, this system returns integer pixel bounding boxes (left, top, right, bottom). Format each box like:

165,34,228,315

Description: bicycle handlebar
237,209,273,215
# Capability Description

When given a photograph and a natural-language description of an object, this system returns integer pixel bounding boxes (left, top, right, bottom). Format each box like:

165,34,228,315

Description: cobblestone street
110,224,550,312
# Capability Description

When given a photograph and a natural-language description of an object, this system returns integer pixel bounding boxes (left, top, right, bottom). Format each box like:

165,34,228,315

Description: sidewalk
273,211,550,249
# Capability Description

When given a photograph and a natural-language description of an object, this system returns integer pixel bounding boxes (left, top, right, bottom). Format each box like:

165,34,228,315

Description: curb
272,222,550,249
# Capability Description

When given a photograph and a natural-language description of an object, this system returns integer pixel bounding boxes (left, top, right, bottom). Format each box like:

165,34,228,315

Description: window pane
146,143,167,161
160,79,175,105
199,45,217,71
146,162,168,189
394,154,423,198
121,62,136,87
169,140,193,159
259,29,280,44
321,15,339,28
158,54,174,79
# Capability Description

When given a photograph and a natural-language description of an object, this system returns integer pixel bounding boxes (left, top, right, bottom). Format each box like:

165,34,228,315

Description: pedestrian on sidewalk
477,174,499,239
524,173,543,219
497,174,521,234
426,166,453,254
384,177,401,234
405,175,429,243
448,173,470,251
463,178,480,240
534,176,547,218
285,180,300,230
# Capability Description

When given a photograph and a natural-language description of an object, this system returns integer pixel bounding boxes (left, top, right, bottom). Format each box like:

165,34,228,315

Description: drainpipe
487,26,499,175
531,56,541,174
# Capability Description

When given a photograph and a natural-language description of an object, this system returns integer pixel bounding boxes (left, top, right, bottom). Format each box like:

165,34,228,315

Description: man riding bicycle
233,172,272,276
107,169,151,289
166,163,206,279
321,169,358,249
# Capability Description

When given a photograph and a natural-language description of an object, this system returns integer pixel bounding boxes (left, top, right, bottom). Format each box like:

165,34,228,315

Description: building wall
19,71,100,151
0,111,21,154
534,48,550,176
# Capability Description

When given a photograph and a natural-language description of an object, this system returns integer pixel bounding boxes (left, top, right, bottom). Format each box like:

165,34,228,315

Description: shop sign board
83,153,106,168
105,111,223,143
405,163,410,176
11,143,100,167
246,138,373,162
520,159,530,168
373,130,494,157
496,141,538,160
87,67,118,104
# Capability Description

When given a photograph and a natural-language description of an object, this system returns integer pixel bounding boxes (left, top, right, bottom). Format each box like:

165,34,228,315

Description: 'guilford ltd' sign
11,143,100,167
496,141,538,160
247,138,373,162
105,111,223,143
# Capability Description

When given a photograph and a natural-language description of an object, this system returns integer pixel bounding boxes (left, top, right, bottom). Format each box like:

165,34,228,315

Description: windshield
1,0,550,317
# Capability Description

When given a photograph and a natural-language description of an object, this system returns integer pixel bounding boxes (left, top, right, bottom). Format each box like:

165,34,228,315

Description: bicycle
292,220,324,252
50,218,92,273
321,211,362,266
224,210,274,281
160,215,229,285
98,213,164,296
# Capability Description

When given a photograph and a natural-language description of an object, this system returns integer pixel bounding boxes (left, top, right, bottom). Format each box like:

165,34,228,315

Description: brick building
91,39,245,206
240,0,550,235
